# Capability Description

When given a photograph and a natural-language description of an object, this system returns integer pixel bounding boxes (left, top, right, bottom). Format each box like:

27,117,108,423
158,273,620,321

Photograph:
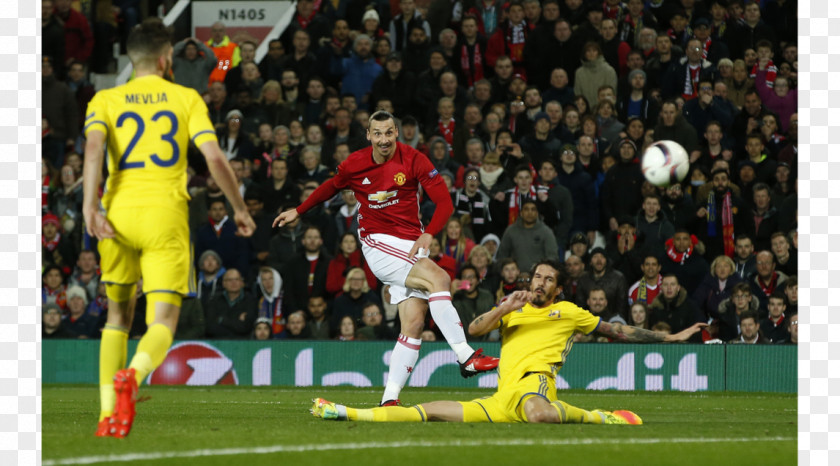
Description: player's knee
527,408,559,424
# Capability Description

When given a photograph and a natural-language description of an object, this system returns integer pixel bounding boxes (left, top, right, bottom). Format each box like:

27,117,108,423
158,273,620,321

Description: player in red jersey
274,111,499,405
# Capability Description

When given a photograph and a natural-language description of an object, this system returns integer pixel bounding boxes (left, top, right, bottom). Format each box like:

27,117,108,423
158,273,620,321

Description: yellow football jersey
84,75,217,210
497,301,601,391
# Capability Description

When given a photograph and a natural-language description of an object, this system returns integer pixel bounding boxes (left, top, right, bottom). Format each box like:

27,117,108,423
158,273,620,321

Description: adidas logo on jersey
362,177,371,185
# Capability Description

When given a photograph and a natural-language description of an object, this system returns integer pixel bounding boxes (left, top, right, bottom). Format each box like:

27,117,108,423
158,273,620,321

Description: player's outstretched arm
596,321,707,343
468,290,531,337
272,208,299,228
198,140,255,237
81,130,115,240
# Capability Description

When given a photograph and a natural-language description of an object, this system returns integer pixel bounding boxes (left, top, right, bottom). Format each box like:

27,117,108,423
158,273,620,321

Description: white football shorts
360,233,430,304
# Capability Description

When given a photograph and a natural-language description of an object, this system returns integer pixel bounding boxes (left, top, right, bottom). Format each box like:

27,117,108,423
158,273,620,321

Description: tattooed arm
468,290,531,337
596,321,708,343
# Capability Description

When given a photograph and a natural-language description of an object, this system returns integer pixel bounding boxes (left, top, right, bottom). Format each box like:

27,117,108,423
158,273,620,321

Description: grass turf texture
43,385,796,466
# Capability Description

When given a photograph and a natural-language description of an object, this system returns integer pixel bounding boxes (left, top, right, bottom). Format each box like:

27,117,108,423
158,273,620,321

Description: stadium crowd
41,0,798,346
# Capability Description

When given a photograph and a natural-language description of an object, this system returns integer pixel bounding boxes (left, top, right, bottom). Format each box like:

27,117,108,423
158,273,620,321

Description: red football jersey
296,142,453,242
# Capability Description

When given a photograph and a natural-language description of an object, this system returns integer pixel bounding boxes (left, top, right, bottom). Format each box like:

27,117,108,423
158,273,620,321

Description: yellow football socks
346,405,427,422
129,323,174,386
99,325,129,421
551,400,603,424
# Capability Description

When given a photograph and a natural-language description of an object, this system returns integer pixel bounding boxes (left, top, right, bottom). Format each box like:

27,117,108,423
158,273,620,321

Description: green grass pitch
43,385,796,466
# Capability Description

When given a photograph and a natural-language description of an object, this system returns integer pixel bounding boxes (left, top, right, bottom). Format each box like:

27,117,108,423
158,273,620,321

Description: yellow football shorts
460,371,557,423
98,202,191,296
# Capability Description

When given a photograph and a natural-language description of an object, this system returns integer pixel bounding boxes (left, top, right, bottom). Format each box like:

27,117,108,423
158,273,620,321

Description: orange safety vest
207,37,240,84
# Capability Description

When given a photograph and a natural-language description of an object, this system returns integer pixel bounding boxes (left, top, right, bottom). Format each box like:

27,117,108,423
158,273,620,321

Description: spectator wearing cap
694,167,749,261
486,0,534,77
574,41,617,109
518,111,563,169
64,285,99,338
576,2,605,44
617,0,658,50
42,213,77,276
453,167,494,241
370,51,416,118
575,246,629,320
360,8,386,40
218,109,256,161
172,37,217,93
600,138,644,233
556,144,599,243
617,69,659,128
43,303,77,339
690,16,729,66
682,76,735,142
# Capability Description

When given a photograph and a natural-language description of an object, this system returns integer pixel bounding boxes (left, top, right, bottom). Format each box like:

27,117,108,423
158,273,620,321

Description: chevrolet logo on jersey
368,191,398,203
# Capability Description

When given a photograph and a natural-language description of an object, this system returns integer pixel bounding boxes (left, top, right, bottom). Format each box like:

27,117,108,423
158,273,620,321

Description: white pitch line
43,436,796,465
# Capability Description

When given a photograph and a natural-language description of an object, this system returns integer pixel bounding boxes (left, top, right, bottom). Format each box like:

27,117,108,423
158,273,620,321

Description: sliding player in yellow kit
82,18,255,438
312,260,706,424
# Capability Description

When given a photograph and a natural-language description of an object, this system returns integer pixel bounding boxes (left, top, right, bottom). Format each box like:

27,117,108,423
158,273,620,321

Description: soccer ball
641,140,690,187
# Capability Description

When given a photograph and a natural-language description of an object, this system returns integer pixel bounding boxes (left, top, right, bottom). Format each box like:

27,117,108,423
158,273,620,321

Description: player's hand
83,208,116,240
500,290,531,313
408,233,433,259
272,208,299,228
665,322,709,342
233,210,256,237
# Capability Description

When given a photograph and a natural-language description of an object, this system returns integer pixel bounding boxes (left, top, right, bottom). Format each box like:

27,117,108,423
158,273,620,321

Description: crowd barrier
42,339,796,393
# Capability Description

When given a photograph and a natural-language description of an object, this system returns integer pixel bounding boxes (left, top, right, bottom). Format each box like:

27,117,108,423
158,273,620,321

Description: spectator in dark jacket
660,38,716,101
575,247,629,320
556,144,598,241
648,274,704,342
282,226,332,312
197,250,226,311
64,285,99,338
692,255,742,322
195,198,251,277
600,138,644,233
369,52,416,117
205,269,258,339
682,78,735,141
659,230,709,296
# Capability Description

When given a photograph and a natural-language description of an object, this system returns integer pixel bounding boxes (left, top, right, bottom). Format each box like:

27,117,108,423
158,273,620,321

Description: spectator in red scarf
659,229,709,296
42,213,77,277
749,250,788,311
486,0,533,77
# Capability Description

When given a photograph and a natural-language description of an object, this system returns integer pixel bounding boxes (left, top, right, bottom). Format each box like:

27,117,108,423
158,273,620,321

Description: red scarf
296,10,317,29
757,272,778,296
700,37,712,60
664,235,699,264
42,175,50,212
43,232,61,252
438,118,455,153
682,64,701,100
459,43,484,87
507,186,536,225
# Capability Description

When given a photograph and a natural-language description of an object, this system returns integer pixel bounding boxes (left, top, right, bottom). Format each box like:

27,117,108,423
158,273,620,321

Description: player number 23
116,110,180,169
